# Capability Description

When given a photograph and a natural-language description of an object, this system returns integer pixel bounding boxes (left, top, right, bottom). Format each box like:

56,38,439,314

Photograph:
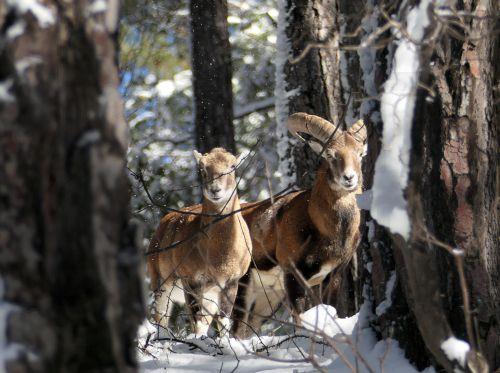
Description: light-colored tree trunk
0,1,144,371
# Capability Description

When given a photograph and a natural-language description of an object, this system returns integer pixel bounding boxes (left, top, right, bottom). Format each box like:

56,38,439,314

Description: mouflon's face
309,132,366,192
193,148,240,205
287,113,367,193
323,135,365,192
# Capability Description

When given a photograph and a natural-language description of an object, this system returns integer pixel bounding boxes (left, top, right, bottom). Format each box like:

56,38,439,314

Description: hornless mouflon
147,147,252,336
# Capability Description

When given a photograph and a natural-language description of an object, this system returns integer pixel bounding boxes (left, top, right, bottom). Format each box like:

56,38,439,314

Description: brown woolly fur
147,147,252,336
232,113,367,337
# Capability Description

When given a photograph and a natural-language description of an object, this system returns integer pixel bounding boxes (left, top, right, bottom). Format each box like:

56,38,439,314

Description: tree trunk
275,0,342,189
0,1,144,372
333,0,498,371
404,0,498,369
190,0,235,154
333,3,429,362
275,0,363,317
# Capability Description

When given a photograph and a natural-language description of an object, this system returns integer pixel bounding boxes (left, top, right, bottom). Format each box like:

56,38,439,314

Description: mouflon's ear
347,119,367,144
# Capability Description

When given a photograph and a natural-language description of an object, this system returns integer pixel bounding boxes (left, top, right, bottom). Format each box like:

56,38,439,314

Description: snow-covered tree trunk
330,0,498,370
274,0,364,317
361,0,498,371
275,0,342,189
403,1,498,370
350,0,433,367
190,0,235,154
0,1,144,371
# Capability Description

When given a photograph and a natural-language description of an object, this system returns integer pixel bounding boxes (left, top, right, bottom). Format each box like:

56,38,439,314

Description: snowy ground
137,304,434,372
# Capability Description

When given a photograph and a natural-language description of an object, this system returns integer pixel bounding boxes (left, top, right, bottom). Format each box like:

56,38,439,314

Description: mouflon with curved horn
232,113,367,337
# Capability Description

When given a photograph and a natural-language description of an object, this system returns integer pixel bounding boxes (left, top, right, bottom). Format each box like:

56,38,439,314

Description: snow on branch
370,0,431,239
441,337,470,368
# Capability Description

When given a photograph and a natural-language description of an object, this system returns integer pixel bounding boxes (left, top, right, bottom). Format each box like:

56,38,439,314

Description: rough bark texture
278,0,361,317
332,0,498,371
190,0,235,154
331,1,432,367
404,1,498,370
332,0,373,320
460,1,499,366
281,0,342,188
0,1,144,372
362,0,498,371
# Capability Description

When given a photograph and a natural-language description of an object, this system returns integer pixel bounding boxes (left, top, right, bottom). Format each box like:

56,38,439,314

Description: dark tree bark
328,0,498,371
0,1,144,372
276,0,362,317
277,0,342,189
403,0,498,370
333,0,429,362
190,0,235,154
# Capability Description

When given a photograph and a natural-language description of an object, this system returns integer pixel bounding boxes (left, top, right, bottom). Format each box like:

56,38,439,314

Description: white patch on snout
344,170,356,180
308,263,334,286
340,168,358,191
203,186,234,205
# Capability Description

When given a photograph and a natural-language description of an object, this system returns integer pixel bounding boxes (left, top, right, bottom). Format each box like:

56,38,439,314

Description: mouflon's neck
309,162,358,238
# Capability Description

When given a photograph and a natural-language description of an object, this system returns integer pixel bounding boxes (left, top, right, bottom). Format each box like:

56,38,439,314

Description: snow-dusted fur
147,148,252,336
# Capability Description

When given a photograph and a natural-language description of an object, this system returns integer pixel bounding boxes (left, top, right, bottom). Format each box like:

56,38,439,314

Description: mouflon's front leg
218,279,239,336
285,272,307,326
183,280,215,336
